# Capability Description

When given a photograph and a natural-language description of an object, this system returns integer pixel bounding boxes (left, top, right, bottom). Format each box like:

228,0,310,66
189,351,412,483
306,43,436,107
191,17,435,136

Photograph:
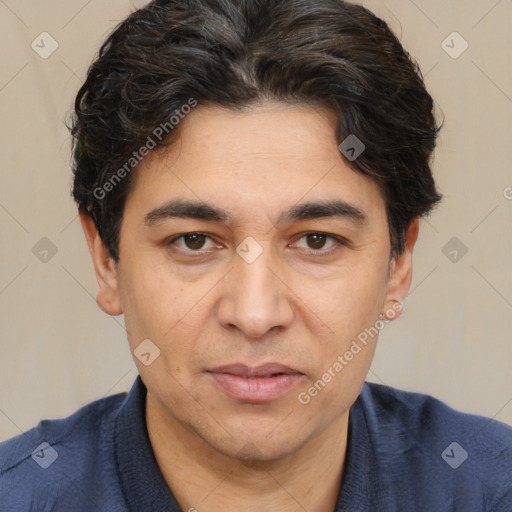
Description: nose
216,245,294,340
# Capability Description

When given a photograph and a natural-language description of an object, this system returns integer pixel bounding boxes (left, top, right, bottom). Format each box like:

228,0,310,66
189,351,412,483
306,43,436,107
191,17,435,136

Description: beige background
0,0,511,441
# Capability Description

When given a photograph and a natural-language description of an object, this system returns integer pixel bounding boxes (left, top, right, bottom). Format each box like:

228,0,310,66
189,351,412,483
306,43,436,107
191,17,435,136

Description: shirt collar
334,385,376,509
115,375,182,512
114,375,375,511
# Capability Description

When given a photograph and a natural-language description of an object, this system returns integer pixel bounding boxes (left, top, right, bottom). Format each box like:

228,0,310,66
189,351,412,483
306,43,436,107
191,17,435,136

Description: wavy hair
70,0,443,261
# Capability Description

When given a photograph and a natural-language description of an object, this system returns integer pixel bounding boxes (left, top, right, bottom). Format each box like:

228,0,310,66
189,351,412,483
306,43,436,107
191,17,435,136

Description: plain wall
0,0,511,440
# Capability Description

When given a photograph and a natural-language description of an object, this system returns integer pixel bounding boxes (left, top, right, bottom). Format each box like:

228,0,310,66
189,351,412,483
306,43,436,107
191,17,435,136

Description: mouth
206,363,305,403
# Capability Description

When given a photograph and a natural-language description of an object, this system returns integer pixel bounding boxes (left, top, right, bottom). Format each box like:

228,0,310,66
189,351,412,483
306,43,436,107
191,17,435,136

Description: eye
292,232,346,254
166,233,218,252
165,231,347,257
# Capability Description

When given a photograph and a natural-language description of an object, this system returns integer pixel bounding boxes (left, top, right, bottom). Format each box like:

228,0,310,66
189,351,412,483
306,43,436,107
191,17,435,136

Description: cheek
303,281,382,416
119,258,215,382
119,258,185,345
316,263,387,339
120,267,195,394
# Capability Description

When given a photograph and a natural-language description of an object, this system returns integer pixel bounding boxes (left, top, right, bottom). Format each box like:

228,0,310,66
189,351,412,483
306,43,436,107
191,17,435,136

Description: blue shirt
1,376,511,511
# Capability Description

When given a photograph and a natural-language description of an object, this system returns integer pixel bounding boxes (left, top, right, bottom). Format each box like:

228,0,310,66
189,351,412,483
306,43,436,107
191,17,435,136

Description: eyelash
165,232,348,257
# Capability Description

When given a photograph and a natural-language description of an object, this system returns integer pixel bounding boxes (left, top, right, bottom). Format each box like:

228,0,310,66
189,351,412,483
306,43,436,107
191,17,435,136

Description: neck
145,392,349,512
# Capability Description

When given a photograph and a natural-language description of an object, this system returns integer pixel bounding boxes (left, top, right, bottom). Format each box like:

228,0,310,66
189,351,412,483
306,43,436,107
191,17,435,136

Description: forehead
128,101,385,223
154,101,340,170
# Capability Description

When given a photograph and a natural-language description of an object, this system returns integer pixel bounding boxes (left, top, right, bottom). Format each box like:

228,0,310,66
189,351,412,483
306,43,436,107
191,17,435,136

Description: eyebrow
144,198,367,227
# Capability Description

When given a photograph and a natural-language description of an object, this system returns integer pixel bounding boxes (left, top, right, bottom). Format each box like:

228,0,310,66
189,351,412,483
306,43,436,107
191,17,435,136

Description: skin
80,100,419,512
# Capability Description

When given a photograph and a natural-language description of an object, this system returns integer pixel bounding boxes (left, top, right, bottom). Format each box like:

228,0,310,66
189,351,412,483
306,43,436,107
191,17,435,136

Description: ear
382,218,420,321
79,212,123,316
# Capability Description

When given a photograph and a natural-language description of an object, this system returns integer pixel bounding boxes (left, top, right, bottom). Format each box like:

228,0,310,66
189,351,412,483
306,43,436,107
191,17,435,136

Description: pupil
186,234,205,250
308,234,326,250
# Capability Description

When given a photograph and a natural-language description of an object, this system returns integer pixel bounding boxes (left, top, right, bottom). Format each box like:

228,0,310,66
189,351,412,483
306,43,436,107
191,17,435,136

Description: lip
207,363,304,403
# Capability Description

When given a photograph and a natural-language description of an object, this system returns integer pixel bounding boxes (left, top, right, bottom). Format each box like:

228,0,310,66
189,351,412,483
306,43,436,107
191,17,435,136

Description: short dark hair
70,0,443,262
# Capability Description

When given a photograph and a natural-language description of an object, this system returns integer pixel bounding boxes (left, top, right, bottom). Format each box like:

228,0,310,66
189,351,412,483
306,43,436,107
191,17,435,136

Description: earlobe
79,212,123,316
381,218,420,321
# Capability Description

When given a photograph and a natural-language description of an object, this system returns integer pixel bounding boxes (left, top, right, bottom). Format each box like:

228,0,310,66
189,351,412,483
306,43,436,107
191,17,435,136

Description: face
83,101,416,462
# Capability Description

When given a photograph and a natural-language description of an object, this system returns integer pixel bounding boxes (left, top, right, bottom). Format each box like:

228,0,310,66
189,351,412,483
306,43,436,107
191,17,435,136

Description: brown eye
183,234,207,250
167,233,216,252
293,232,346,255
306,233,328,250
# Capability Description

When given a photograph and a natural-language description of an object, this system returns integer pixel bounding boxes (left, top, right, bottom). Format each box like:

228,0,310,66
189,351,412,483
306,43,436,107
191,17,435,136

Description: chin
198,422,308,464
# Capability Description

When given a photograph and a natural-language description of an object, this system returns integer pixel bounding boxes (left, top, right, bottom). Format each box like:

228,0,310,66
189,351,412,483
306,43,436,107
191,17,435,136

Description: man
1,0,510,510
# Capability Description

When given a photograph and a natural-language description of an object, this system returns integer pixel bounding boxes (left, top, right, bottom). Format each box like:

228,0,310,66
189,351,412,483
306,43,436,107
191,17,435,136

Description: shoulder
0,390,129,511
356,382,512,511
358,381,512,443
